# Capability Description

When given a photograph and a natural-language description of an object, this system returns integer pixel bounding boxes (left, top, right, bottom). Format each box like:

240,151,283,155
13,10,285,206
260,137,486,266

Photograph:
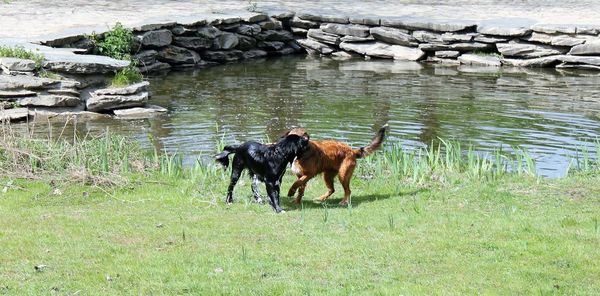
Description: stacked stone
290,12,600,69
125,13,300,73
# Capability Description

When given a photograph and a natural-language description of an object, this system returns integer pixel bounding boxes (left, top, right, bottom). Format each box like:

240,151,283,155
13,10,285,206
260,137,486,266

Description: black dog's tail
355,124,389,159
215,145,240,168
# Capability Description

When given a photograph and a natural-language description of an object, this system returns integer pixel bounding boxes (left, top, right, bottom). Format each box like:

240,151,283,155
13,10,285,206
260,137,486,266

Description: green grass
1,130,599,294
0,45,44,70
111,66,143,87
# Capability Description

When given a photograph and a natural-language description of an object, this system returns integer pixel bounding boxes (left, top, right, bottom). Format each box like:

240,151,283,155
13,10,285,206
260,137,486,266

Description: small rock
290,17,319,30
156,223,164,228
568,41,600,56
236,24,261,36
113,105,168,118
258,20,282,30
496,42,566,58
173,37,213,50
197,26,222,39
86,92,148,112
412,31,443,43
132,50,158,65
257,30,294,42
51,188,62,196
170,25,196,36
18,95,80,107
441,33,475,43
340,35,375,43
243,49,268,59
158,46,201,64
340,41,425,61
214,267,224,273
257,41,286,51
0,108,29,122
213,33,239,50
435,50,460,58
202,50,244,62
235,35,257,51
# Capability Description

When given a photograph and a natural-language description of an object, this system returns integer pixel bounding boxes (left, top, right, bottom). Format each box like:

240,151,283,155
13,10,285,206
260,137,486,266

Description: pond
28,56,600,177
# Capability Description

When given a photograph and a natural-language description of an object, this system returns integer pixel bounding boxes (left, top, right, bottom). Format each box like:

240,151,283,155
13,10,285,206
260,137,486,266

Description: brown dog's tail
355,124,389,159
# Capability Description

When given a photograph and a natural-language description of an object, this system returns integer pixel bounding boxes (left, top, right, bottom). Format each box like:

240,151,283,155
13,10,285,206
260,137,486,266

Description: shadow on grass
283,188,427,211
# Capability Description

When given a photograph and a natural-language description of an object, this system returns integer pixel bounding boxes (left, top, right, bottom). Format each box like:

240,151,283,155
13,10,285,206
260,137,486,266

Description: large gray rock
132,50,158,65
202,50,244,62
157,46,201,64
349,16,381,26
94,81,149,96
458,54,501,67
557,55,600,65
370,27,417,46
173,36,213,50
501,55,562,67
0,108,29,122
412,31,443,43
86,91,148,112
43,53,129,74
113,105,167,118
0,58,36,71
138,61,171,73
525,32,585,47
381,17,476,32
18,95,80,107
321,23,370,38
296,38,335,55
170,25,196,36
496,42,566,58
258,20,283,30
241,13,269,23
307,29,340,45
297,12,348,24
213,33,239,50
339,41,425,61
235,35,257,50
257,30,294,41
139,29,173,47
290,17,319,29
576,26,600,35
197,26,222,39
0,75,60,90
419,42,492,52
568,41,600,55
236,24,261,36
556,63,600,71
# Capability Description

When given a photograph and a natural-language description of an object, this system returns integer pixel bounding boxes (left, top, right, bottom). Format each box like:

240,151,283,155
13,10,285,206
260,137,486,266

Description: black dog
215,134,309,213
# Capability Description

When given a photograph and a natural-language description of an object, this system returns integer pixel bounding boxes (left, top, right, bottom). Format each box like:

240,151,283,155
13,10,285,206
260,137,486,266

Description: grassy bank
1,129,599,294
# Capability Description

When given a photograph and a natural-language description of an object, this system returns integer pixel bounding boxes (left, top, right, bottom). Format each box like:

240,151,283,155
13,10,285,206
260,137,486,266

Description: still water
35,56,600,177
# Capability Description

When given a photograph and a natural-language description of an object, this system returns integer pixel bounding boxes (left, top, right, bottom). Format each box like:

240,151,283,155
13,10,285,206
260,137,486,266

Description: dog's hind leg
250,173,263,203
317,170,337,202
338,160,356,206
266,181,284,213
226,155,244,204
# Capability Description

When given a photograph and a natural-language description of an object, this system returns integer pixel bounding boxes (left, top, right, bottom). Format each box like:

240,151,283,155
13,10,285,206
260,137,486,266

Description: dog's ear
280,130,291,138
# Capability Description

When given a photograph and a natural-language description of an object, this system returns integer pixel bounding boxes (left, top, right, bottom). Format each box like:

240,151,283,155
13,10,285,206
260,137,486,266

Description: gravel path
1,1,600,40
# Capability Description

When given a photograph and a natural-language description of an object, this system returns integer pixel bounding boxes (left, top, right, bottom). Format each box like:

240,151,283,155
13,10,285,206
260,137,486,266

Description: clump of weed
471,50,502,58
111,66,143,87
0,45,44,70
89,22,134,60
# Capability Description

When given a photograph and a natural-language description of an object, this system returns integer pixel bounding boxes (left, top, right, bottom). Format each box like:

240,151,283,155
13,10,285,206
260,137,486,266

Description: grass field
1,131,599,294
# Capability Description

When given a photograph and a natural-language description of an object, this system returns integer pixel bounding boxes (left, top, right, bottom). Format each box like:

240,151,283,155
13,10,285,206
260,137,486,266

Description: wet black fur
215,134,309,213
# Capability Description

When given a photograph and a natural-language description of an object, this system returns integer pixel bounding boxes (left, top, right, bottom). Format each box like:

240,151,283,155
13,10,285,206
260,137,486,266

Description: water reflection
15,56,600,177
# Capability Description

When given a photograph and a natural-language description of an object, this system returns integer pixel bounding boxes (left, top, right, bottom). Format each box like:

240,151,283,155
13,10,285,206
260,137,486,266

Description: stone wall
288,13,600,69
3,9,600,122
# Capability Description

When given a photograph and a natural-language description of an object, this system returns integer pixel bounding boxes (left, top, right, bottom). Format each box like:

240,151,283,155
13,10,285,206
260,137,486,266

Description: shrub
91,22,134,60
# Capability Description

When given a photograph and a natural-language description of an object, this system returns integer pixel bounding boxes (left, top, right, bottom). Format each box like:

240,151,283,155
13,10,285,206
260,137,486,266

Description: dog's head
276,133,310,158
281,127,309,141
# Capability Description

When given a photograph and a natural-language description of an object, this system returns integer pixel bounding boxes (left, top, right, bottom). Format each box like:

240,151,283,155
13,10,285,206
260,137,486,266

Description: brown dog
285,124,388,205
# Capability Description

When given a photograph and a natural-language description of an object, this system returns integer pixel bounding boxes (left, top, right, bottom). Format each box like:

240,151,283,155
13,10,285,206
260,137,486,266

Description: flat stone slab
477,19,535,36
307,29,341,45
28,107,109,120
0,58,36,71
296,38,335,55
340,41,425,61
0,90,38,98
568,41,600,56
94,81,150,96
458,54,501,67
18,95,81,107
138,29,173,47
380,16,476,32
370,27,417,46
86,91,149,112
558,55,600,66
419,42,492,52
0,75,60,90
525,32,586,47
0,108,29,122
496,42,566,58
320,23,370,38
113,105,168,118
435,50,460,58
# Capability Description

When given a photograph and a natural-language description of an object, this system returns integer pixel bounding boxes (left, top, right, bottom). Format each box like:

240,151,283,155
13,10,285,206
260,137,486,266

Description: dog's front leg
266,181,284,213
